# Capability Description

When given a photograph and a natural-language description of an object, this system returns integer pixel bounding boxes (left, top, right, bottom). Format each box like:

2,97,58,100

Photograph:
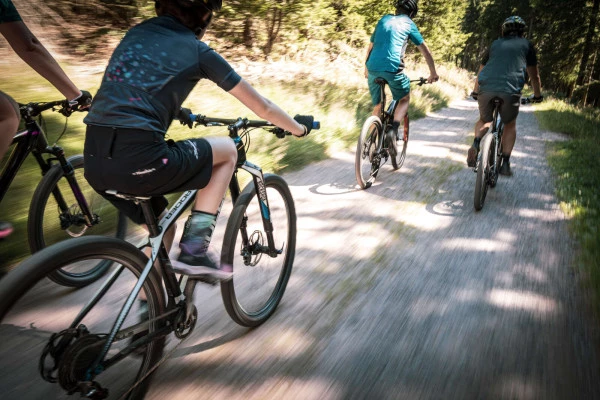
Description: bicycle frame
80,118,282,379
0,103,97,227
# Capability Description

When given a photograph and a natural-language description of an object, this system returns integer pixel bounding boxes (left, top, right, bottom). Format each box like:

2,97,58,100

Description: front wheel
0,236,165,399
220,174,296,327
474,133,494,211
391,114,409,170
355,116,382,189
28,154,127,287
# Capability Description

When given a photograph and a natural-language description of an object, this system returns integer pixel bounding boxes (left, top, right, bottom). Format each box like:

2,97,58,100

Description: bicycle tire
0,236,165,399
221,174,296,327
28,154,128,287
355,116,382,189
490,123,503,188
474,133,494,211
391,114,409,170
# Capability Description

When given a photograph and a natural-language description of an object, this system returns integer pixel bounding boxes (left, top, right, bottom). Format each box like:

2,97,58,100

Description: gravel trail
146,99,600,399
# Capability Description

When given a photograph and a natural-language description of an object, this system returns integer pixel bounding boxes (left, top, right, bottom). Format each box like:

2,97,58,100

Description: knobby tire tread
220,174,296,327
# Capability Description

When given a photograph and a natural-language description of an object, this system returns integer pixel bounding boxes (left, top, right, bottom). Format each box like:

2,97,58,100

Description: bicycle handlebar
410,77,429,86
187,113,320,138
18,99,84,118
520,95,544,105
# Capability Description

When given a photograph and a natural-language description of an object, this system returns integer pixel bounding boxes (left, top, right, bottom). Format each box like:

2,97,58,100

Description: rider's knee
0,93,20,132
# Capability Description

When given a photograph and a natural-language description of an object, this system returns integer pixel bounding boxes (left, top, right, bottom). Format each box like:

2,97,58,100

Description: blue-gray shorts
477,92,521,124
84,125,213,224
368,71,410,105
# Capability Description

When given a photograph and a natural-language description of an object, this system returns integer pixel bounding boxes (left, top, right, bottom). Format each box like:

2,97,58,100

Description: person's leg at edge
499,119,516,176
175,137,237,279
0,92,21,238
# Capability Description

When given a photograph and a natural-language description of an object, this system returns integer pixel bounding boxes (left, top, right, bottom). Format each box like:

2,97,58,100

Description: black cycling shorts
477,91,521,124
84,125,213,224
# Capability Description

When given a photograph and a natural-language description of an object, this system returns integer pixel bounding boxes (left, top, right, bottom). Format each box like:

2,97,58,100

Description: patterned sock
179,211,217,256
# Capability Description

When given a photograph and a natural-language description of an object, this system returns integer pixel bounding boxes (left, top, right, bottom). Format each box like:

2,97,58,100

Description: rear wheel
355,116,382,189
474,133,494,211
391,114,409,170
0,236,165,399
220,174,296,327
28,155,127,287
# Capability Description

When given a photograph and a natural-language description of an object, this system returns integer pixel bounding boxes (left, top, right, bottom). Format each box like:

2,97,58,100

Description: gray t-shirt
478,36,537,95
85,15,242,133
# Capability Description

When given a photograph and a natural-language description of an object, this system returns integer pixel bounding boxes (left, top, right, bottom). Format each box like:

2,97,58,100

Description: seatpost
140,201,161,238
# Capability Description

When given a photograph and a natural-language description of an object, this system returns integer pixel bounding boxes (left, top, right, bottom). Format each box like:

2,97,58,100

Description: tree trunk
243,15,253,49
264,5,283,56
576,0,599,86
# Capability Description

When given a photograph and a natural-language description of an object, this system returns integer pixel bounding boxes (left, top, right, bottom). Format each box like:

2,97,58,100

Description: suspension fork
240,161,278,255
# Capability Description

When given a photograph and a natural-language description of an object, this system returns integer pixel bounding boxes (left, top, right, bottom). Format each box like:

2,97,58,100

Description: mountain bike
0,99,126,286
473,98,504,211
355,77,427,189
0,113,318,399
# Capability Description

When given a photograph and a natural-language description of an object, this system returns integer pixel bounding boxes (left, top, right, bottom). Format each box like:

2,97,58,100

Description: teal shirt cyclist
366,14,424,74
364,0,438,140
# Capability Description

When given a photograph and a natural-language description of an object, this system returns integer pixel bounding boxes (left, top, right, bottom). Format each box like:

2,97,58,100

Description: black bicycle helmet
502,16,526,36
396,0,418,18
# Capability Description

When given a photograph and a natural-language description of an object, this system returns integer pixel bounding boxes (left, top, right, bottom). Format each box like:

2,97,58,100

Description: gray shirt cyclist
478,36,537,95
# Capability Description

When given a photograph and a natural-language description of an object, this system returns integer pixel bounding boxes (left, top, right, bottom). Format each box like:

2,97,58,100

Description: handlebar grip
312,121,321,130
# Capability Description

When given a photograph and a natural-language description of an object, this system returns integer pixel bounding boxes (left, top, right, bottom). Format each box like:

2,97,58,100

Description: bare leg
393,94,410,123
474,119,491,140
372,103,382,117
0,93,20,161
501,120,517,155
193,136,237,214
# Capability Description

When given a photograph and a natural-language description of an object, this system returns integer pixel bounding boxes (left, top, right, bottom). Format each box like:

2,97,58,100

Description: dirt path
144,99,600,399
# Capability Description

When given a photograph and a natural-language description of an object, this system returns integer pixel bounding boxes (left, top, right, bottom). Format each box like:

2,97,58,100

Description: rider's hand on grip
68,90,93,111
470,91,478,101
293,114,314,137
178,107,193,128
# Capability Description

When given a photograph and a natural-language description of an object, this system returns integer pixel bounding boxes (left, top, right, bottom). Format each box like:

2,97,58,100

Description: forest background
8,0,597,105
1,0,599,309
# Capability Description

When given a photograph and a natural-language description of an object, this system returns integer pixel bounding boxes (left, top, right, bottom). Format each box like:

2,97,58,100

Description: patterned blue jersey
85,15,242,133
366,14,424,74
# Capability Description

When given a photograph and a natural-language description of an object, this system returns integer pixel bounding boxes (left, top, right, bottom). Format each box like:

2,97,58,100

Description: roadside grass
0,56,469,271
534,98,600,312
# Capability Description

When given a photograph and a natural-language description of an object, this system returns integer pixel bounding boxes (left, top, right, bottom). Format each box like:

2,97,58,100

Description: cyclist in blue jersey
364,0,438,141
468,16,543,176
0,0,91,239
84,0,313,280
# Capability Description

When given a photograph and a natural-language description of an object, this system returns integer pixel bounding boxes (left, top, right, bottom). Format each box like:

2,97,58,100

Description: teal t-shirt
0,0,22,23
366,14,424,74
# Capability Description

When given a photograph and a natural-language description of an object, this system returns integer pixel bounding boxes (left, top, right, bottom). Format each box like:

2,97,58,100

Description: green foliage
536,98,600,309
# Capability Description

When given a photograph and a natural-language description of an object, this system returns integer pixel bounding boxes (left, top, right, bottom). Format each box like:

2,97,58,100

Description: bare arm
526,65,542,97
416,42,439,83
364,42,373,78
228,79,305,137
473,64,484,93
0,21,80,100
